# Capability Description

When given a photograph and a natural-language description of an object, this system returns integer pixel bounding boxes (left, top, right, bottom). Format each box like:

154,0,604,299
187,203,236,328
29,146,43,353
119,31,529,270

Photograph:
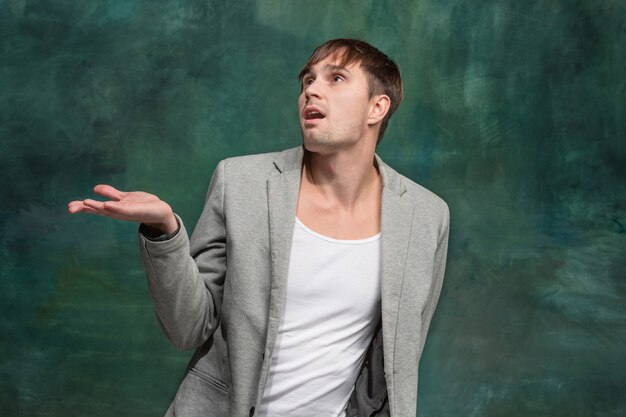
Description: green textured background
1,0,625,416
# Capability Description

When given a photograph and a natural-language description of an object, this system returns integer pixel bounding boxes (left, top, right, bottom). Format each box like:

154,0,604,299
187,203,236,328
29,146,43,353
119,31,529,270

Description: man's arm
419,201,450,354
138,160,227,350
68,160,228,351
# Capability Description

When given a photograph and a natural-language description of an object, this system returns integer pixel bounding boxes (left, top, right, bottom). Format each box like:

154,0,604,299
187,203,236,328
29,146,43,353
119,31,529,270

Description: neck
302,145,381,209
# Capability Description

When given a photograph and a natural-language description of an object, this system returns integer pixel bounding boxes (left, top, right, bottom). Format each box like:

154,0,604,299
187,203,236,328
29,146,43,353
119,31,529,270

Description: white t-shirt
258,218,382,417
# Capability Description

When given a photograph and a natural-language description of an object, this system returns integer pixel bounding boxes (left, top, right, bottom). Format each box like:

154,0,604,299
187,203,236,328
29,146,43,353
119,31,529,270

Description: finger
93,184,126,201
82,199,126,216
93,200,137,218
67,201,82,214
68,201,81,213
67,201,101,215
82,198,106,210
81,199,134,220
100,201,150,220
77,206,100,215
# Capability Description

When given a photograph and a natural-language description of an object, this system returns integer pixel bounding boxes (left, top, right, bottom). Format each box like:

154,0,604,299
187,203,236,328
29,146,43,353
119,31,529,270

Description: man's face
298,54,374,153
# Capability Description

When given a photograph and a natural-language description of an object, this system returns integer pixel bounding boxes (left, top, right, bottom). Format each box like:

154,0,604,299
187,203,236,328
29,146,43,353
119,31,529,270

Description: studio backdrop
1,1,624,416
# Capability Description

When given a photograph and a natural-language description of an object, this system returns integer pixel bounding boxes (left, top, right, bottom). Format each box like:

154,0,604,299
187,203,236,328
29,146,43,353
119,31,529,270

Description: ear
367,94,391,126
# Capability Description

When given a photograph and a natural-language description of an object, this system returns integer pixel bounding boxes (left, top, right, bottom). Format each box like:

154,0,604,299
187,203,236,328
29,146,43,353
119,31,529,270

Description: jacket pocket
167,368,230,417
188,368,230,394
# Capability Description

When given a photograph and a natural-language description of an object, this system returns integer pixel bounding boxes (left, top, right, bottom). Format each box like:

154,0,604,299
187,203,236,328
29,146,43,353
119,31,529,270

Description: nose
303,79,321,101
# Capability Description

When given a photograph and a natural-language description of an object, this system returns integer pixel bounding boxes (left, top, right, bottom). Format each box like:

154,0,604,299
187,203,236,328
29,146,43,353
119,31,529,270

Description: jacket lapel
376,155,414,410
266,147,303,329
256,148,413,412
255,146,303,406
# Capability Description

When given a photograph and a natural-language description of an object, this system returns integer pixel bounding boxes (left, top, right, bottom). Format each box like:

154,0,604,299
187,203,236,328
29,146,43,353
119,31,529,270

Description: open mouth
303,107,326,120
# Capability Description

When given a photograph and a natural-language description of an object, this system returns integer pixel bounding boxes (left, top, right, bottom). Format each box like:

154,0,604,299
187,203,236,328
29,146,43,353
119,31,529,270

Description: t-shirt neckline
295,217,381,245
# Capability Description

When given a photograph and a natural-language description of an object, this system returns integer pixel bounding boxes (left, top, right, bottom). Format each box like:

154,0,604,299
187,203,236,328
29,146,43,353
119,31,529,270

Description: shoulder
220,150,280,173
378,158,450,227
219,146,301,176
379,158,448,207
209,147,302,198
402,174,448,213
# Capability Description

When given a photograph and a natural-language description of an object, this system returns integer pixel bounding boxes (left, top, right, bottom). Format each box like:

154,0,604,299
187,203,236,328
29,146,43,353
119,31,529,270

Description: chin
302,135,340,154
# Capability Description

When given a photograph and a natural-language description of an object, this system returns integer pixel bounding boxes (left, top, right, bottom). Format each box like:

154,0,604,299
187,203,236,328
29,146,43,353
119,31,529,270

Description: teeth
306,110,323,118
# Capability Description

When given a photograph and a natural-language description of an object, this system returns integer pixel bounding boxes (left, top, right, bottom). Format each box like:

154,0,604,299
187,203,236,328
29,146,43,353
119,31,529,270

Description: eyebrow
302,64,351,80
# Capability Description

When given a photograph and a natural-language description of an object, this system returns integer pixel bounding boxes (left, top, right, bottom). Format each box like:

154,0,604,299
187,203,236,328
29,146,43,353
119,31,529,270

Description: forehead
305,54,364,75
301,47,364,72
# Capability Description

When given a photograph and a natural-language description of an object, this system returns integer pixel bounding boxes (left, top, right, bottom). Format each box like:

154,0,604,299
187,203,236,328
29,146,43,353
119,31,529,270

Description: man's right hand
67,184,179,235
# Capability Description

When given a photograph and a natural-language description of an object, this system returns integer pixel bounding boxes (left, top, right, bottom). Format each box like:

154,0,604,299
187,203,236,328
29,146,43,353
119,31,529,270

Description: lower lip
303,117,324,126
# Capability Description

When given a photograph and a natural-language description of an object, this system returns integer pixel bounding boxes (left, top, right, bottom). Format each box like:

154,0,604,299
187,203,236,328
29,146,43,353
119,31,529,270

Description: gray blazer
138,146,450,417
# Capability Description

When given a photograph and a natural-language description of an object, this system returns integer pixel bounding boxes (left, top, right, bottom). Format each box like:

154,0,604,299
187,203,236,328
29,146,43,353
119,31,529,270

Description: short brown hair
298,38,403,144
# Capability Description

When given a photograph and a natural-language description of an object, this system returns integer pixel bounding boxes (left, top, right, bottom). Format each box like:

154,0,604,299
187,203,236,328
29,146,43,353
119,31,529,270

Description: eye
332,74,344,82
303,76,314,86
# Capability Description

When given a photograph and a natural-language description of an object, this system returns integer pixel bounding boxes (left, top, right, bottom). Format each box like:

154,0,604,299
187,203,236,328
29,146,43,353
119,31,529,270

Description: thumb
93,184,126,201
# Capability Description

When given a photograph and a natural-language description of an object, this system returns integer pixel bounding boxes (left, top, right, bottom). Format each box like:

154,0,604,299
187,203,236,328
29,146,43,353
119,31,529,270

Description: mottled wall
1,0,624,416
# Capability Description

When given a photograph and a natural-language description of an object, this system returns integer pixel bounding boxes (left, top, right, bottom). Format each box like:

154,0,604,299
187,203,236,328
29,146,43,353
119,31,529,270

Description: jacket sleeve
419,200,450,354
138,159,227,351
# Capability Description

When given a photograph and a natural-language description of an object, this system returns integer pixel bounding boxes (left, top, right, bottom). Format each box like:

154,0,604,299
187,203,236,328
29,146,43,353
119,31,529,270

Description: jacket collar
271,145,408,198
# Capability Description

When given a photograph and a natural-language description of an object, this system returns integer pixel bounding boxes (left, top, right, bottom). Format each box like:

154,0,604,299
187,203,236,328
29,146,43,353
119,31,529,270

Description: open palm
67,184,178,234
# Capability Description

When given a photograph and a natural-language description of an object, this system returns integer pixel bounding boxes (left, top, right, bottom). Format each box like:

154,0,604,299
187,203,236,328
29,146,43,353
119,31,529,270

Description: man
68,38,450,416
